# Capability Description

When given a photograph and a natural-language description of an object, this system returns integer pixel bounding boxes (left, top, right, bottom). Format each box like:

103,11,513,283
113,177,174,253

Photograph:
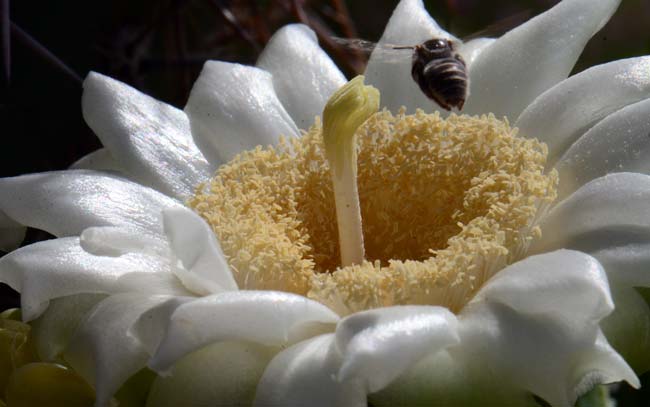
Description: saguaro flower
1,0,650,406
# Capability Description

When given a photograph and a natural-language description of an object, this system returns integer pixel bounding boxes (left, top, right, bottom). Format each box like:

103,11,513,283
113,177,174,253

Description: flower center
189,110,557,315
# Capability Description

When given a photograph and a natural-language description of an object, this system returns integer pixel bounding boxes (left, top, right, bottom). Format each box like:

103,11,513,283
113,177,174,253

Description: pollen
188,109,558,315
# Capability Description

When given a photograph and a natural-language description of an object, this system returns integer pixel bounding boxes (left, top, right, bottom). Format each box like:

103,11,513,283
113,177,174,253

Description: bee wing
461,10,532,42
329,36,412,64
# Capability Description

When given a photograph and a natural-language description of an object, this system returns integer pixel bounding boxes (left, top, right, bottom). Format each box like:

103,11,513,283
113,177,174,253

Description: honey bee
331,36,467,111
330,10,531,112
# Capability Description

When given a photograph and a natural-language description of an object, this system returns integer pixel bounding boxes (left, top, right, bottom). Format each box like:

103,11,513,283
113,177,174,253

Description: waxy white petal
162,207,237,295
80,226,169,258
517,57,650,167
30,294,106,361
0,237,181,320
463,0,621,120
472,250,613,320
65,294,170,407
0,170,183,239
336,306,458,393
600,285,650,373
147,341,277,407
148,291,339,373
255,307,458,407
0,210,26,251
590,243,650,287
254,334,355,407
533,173,650,254
458,38,495,67
69,148,123,174
185,61,298,166
461,250,636,407
376,251,636,406
555,97,650,200
82,73,212,201
364,0,456,113
257,24,346,130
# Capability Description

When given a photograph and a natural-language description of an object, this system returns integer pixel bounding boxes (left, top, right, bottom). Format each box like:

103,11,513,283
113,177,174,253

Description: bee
331,37,468,111
329,10,531,112
407,38,468,111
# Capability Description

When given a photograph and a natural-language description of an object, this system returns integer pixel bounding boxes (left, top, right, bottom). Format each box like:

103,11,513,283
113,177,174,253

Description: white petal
336,306,458,393
162,207,237,295
80,226,169,258
255,307,459,407
463,0,621,120
185,61,298,166
148,291,339,373
0,209,26,252
0,237,175,320
517,57,650,166
600,285,650,374
590,243,650,287
471,249,613,320
254,334,360,407
82,73,212,201
460,250,637,406
146,341,277,407
364,0,456,113
0,170,183,238
458,38,495,67
371,349,536,406
30,293,106,361
555,97,650,199
257,24,346,129
532,173,650,254
69,148,123,174
129,296,194,357
64,293,170,406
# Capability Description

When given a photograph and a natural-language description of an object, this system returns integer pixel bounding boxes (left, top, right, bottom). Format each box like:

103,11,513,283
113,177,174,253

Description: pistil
322,76,379,267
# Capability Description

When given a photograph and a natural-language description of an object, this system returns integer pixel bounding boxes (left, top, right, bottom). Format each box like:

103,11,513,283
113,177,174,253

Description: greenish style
322,75,379,267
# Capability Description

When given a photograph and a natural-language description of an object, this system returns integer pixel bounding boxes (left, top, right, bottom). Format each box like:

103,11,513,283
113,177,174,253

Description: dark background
1,0,650,403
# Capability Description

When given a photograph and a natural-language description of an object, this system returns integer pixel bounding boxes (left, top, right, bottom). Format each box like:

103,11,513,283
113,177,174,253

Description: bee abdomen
414,57,468,111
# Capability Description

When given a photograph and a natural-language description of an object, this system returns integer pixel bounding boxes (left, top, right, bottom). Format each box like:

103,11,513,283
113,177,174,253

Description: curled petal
364,0,456,113
555,97,650,200
376,251,637,406
162,207,238,295
255,307,458,407
185,61,298,166
80,226,169,258
0,170,183,239
0,237,180,320
336,306,458,393
472,249,613,321
82,73,212,201
148,291,339,373
532,173,650,254
463,0,621,120
254,334,354,407
64,293,171,406
517,57,650,167
257,24,346,129
462,250,637,406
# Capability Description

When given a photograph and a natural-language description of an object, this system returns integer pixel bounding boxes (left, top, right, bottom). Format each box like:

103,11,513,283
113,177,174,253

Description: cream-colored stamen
189,108,557,316
322,75,379,267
